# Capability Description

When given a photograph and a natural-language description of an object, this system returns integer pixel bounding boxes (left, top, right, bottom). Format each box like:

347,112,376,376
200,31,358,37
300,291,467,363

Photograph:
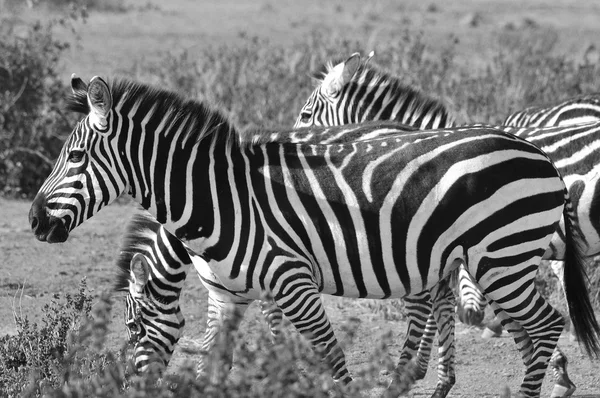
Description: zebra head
29,75,126,243
294,52,362,128
124,252,185,373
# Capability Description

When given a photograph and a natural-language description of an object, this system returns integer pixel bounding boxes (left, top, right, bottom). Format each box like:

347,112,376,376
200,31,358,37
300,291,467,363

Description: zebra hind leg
549,348,576,398
482,287,564,397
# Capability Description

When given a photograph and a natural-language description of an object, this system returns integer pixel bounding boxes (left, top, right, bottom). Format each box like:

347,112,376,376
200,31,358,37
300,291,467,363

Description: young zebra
504,94,600,128
29,75,600,397
114,211,281,373
294,53,600,397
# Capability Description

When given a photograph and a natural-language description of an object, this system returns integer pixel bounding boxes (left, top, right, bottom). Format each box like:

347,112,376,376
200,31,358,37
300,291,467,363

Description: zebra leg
488,301,534,364
394,291,432,377
481,315,504,339
196,291,251,381
259,299,284,340
548,348,576,398
429,279,456,398
273,276,352,384
482,287,564,397
414,305,436,380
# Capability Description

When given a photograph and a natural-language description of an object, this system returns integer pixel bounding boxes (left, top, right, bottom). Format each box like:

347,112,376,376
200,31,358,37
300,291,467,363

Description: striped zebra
293,53,600,397
114,118,456,395
114,210,444,394
295,53,471,395
28,75,600,397
115,212,281,373
504,94,600,128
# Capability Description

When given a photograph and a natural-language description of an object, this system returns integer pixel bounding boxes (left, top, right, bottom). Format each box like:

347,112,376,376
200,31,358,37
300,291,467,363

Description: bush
0,279,120,397
0,280,410,397
0,7,85,197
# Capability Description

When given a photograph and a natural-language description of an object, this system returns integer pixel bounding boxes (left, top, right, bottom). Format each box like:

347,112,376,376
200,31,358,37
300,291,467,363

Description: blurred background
1,0,599,197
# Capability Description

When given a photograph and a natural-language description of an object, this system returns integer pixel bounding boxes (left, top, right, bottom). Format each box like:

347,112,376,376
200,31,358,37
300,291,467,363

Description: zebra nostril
31,216,39,231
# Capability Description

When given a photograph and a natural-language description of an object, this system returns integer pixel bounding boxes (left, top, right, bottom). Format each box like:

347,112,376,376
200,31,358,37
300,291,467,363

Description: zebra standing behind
504,94,600,128
293,52,600,397
28,75,600,397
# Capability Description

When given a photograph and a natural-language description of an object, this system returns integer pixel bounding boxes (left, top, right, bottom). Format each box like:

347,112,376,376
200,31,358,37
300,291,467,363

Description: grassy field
7,0,600,78
1,0,600,396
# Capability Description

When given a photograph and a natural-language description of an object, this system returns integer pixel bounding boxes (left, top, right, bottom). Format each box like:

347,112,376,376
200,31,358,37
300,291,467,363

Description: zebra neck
347,80,454,129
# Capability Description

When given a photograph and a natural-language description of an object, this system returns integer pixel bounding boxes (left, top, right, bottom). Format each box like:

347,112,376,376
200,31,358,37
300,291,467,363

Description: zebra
115,212,281,373
115,210,447,393
293,52,600,397
113,118,457,395
28,75,600,397
504,94,600,128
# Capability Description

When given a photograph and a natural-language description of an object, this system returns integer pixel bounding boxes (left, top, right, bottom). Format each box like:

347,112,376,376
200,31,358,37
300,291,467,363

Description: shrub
0,6,86,197
0,279,120,397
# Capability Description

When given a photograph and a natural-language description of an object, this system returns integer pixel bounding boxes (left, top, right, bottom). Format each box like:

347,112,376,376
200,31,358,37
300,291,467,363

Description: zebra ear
87,76,112,130
71,73,88,94
130,253,150,295
321,52,361,97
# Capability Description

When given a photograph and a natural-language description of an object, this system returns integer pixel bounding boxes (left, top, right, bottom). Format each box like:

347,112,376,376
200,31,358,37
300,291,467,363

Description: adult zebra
28,75,600,397
504,94,600,128
293,52,600,397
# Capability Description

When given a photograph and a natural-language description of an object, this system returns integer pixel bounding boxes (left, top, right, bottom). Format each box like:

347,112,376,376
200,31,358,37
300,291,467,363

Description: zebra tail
562,189,600,358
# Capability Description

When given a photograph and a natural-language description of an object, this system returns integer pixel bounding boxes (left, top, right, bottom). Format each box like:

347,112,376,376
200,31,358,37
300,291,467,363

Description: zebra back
504,94,600,127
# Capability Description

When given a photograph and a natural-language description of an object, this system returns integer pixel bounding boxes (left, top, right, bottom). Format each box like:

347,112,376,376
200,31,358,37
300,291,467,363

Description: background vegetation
1,0,599,396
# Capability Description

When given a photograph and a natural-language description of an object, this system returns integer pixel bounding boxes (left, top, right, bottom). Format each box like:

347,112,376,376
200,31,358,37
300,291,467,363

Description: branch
6,146,54,167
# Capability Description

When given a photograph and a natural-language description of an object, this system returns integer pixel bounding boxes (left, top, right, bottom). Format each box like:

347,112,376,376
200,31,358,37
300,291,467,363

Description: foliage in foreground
0,281,420,397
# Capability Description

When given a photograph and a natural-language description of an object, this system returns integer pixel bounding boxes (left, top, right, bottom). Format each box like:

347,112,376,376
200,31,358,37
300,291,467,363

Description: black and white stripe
29,76,600,397
294,54,600,396
504,94,600,128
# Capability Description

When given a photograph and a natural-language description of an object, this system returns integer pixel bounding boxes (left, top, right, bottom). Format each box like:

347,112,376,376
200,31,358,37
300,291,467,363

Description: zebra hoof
430,383,453,398
550,382,576,398
481,327,502,339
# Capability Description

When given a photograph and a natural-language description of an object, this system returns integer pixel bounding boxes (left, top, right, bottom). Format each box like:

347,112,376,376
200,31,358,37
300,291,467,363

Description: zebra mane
66,77,240,147
317,57,454,125
113,211,162,292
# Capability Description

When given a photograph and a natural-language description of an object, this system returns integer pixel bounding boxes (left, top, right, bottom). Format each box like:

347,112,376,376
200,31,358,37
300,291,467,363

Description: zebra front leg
387,291,432,396
273,276,352,384
196,291,251,382
429,279,456,398
259,299,284,341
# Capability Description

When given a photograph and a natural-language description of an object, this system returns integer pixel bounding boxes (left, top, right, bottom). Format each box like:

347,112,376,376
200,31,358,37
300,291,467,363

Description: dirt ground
2,198,599,397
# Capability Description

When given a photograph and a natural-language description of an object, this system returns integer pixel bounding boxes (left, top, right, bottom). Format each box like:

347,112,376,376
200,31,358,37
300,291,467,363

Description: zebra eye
68,150,85,163
300,111,312,123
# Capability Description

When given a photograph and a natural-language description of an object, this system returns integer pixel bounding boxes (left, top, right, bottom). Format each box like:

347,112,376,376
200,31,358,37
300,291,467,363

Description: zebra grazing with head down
504,94,600,128
28,75,600,397
294,52,600,397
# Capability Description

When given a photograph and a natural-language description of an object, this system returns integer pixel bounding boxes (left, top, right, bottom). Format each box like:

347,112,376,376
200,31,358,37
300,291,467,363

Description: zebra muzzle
29,193,69,243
